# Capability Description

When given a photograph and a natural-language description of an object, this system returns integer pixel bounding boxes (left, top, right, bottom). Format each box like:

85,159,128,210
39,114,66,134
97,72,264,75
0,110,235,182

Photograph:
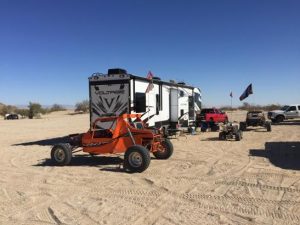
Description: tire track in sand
91,188,300,223
216,180,300,193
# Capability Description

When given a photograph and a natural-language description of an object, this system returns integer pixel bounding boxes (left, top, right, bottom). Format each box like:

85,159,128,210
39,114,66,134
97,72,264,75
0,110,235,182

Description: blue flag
239,84,253,101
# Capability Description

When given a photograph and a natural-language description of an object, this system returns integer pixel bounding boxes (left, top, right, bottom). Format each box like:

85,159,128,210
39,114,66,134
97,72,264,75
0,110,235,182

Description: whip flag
145,71,154,93
239,84,253,101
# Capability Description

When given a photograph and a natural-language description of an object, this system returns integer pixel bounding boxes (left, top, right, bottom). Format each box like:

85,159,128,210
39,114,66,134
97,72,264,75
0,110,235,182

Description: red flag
146,71,153,80
145,71,154,93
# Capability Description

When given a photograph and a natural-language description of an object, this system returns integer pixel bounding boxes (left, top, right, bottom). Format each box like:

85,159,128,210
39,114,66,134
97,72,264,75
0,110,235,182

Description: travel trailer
89,69,201,133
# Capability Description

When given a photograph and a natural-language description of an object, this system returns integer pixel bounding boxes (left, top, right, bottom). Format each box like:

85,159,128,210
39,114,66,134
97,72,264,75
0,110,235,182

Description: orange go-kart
51,114,173,172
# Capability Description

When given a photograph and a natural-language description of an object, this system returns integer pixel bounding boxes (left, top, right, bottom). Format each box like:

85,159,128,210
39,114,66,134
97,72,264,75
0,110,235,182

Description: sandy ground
0,111,300,225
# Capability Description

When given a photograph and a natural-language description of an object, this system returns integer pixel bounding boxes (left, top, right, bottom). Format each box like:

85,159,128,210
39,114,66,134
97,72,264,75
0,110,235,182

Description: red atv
51,114,173,173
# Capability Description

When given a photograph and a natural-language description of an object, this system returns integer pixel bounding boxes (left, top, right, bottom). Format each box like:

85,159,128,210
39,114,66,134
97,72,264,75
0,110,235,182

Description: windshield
280,105,289,111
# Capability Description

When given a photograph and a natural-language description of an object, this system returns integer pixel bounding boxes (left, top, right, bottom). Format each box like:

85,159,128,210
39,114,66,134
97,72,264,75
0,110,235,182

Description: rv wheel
153,139,174,159
51,143,72,166
124,145,151,173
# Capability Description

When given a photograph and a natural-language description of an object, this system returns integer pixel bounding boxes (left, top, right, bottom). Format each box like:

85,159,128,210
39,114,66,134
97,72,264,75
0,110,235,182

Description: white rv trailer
89,69,201,131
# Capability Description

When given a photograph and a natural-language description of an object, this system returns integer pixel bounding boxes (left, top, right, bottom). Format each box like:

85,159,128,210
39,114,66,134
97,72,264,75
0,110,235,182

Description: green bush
15,108,29,118
75,100,89,113
0,104,17,117
49,104,66,112
28,102,43,119
220,102,283,112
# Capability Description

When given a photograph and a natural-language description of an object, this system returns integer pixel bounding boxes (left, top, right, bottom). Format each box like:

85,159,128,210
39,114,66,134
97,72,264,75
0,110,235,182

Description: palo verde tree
28,102,43,119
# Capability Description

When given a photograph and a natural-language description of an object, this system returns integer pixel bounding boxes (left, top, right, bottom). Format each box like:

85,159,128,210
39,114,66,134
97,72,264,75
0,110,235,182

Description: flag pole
145,71,154,126
230,91,233,122
231,93,233,110
230,95,232,121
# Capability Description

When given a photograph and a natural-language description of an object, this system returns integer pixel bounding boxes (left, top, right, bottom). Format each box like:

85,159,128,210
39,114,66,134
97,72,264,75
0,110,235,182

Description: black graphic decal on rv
91,83,129,124
104,98,115,108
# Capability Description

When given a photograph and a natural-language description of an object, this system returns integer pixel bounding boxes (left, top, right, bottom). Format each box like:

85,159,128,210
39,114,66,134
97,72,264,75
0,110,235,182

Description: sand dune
0,111,300,225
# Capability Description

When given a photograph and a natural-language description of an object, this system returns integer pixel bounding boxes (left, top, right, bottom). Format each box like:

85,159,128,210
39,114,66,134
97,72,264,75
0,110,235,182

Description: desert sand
0,111,300,225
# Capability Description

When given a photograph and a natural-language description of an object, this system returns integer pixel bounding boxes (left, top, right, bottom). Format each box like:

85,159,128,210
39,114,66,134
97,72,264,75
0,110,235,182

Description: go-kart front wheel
51,143,72,166
124,145,151,173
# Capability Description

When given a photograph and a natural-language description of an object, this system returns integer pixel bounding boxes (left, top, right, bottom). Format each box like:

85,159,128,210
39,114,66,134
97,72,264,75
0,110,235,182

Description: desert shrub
238,102,283,111
75,100,89,113
219,106,238,111
238,102,251,110
0,104,17,116
49,104,66,112
261,104,282,111
28,102,43,119
15,108,29,118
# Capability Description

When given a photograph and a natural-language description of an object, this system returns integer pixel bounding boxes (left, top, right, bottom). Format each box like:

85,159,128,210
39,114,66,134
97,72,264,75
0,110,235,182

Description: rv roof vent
108,68,127,75
178,81,186,85
169,80,176,83
152,76,161,80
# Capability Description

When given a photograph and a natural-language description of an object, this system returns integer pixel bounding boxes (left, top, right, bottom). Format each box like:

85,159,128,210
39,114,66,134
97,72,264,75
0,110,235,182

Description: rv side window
135,92,146,113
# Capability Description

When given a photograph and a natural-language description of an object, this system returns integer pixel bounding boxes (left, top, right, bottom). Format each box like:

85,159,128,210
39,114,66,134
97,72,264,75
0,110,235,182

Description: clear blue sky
0,0,299,107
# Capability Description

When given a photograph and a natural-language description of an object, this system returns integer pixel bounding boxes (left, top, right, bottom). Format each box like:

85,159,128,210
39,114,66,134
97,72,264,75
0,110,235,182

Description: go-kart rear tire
266,121,271,132
124,145,151,173
51,143,72,166
153,139,173,159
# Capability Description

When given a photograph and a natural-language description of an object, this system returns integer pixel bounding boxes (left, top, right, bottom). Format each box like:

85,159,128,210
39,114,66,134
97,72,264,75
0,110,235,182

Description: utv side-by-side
239,111,271,132
51,114,173,173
